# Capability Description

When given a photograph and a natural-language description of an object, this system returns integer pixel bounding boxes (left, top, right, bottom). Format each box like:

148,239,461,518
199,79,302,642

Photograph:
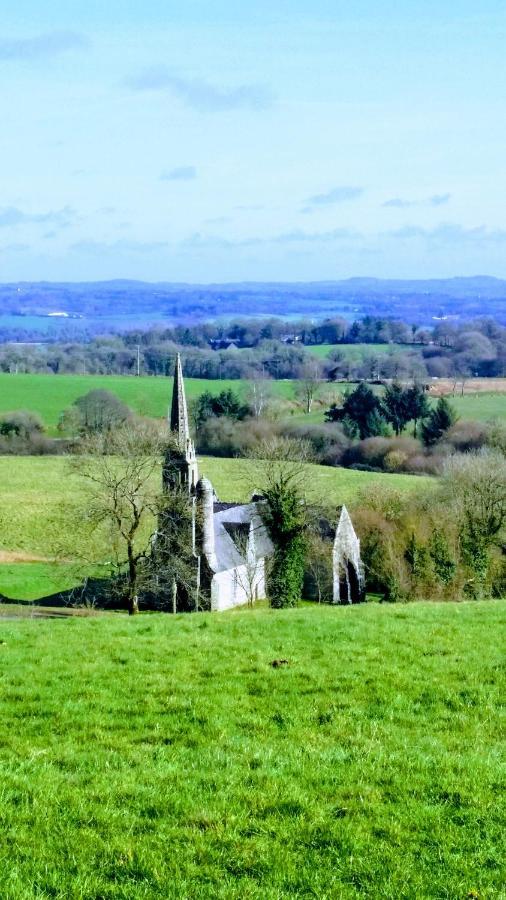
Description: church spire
170,352,191,451
166,353,198,491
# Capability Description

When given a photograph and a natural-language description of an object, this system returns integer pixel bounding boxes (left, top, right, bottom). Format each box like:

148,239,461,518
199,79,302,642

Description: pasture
0,601,503,898
0,373,505,434
449,392,506,423
0,373,266,432
306,342,417,360
0,456,431,601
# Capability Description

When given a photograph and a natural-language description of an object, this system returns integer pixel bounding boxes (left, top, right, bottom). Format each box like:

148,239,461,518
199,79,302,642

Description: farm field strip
1,373,505,432
0,373,299,431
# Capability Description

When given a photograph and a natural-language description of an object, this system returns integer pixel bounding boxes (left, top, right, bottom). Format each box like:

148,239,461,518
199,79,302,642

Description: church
162,354,365,612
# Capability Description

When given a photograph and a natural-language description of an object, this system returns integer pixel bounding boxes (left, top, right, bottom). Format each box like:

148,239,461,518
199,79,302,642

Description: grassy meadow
0,373,505,435
0,601,503,898
306,342,416,359
0,455,431,601
0,373,297,432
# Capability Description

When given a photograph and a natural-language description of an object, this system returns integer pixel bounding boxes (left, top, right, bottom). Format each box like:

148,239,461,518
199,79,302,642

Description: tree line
1,315,505,381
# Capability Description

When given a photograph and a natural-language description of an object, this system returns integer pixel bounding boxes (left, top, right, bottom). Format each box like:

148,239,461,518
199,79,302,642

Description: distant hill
1,276,505,338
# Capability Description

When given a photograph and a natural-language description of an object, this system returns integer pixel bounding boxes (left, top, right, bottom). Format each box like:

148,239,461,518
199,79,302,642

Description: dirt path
0,551,57,564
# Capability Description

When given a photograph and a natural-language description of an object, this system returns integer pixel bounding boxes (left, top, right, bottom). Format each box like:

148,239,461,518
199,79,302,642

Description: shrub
443,421,487,453
0,409,44,438
384,449,409,472
284,422,349,466
60,390,131,435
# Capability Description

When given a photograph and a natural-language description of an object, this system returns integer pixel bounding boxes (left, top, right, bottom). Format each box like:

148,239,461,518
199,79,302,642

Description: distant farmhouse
160,355,365,611
208,338,240,351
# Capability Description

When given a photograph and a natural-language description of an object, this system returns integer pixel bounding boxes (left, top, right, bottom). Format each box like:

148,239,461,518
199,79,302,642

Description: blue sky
1,1,505,281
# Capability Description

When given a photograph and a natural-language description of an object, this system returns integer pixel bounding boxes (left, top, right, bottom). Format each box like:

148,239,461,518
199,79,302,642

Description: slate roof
210,501,274,574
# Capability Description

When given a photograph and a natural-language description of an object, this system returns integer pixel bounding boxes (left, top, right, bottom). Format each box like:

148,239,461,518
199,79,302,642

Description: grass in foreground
0,601,503,898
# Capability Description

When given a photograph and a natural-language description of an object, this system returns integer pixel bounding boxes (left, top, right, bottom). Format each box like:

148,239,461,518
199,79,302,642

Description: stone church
162,354,364,612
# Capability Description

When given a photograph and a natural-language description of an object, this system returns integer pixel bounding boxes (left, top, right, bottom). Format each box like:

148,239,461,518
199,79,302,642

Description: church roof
210,501,274,573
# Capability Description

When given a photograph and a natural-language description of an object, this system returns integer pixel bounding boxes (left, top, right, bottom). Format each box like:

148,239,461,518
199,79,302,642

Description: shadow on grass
0,576,123,617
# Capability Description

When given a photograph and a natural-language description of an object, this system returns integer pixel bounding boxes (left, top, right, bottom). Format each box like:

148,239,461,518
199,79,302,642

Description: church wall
210,559,267,612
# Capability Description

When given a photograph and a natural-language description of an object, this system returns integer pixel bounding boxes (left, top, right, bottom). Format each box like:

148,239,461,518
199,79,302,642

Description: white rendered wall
210,559,267,612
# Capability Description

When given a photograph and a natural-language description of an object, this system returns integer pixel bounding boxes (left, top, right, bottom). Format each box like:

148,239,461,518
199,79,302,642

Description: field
0,602,503,898
1,373,505,434
306,342,417,360
447,393,506,423
0,373,270,433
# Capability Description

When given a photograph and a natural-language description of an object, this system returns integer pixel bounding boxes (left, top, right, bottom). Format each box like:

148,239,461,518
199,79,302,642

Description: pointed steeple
166,353,199,491
170,353,191,451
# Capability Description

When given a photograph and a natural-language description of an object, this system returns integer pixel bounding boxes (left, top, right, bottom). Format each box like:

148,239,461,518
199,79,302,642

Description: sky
1,0,506,282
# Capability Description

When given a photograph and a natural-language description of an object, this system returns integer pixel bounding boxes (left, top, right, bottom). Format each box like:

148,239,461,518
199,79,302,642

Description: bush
196,417,279,457
343,436,422,473
384,449,409,472
59,390,132,436
0,410,63,455
0,409,44,438
284,422,349,466
443,420,487,453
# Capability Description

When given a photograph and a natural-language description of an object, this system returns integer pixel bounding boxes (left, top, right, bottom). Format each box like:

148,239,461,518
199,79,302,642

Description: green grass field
291,391,506,426
306,342,417,359
0,562,85,602
0,602,503,898
0,456,431,601
0,373,505,432
0,373,298,432
450,392,506,422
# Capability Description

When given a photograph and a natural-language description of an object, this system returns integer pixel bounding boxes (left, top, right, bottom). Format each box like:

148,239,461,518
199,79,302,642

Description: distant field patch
1,373,504,432
445,392,506,422
0,562,85,601
307,342,418,359
0,373,299,432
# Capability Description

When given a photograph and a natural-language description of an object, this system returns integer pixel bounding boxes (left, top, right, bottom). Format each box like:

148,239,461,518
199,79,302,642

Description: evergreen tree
256,438,309,608
381,382,411,435
421,397,458,446
325,382,387,439
263,474,307,608
405,383,431,437
194,388,249,429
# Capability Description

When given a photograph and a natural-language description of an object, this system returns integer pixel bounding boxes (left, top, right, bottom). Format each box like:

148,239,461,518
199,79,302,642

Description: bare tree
442,450,506,544
70,422,167,615
295,361,322,414
303,530,331,603
247,378,273,419
147,486,200,613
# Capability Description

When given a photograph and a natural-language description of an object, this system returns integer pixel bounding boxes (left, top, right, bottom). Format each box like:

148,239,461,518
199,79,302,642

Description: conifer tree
421,397,458,446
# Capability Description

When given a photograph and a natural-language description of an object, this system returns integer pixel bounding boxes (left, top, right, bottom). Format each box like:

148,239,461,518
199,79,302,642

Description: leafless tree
231,525,264,606
147,486,200,613
442,450,506,544
70,421,167,614
247,378,273,419
295,361,322,414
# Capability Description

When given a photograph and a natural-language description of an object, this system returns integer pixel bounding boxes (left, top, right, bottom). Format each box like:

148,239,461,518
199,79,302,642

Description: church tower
163,353,199,491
